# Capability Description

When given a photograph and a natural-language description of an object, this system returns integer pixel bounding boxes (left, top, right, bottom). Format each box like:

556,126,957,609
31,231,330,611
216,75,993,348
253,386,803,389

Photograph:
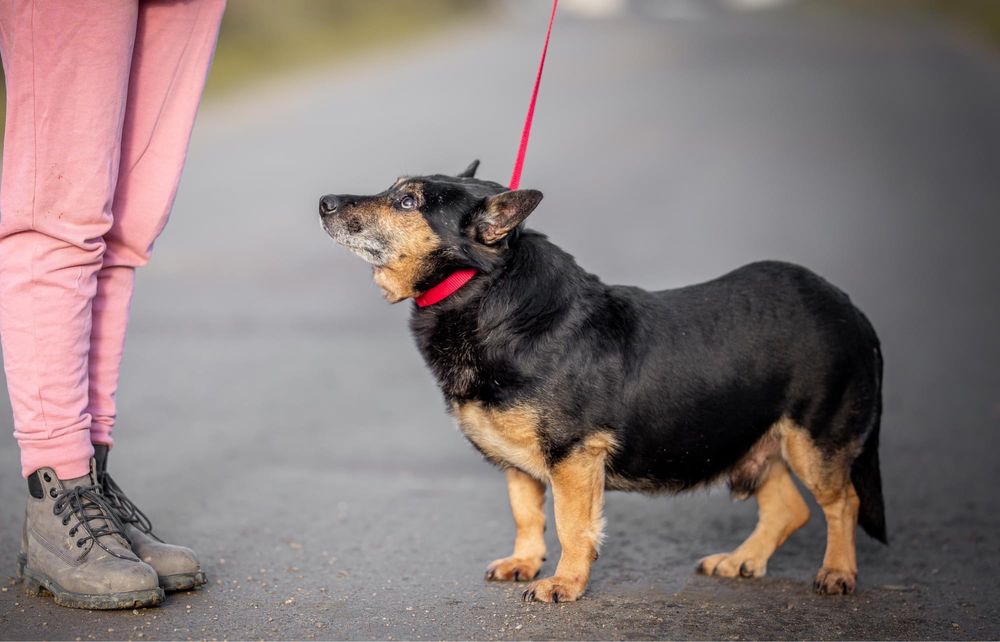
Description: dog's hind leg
485,468,547,582
782,424,860,595
698,459,810,578
522,433,614,603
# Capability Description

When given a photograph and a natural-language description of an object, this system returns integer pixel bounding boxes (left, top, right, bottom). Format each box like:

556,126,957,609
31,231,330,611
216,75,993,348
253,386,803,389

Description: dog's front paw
813,567,856,595
520,575,586,603
696,552,767,578
485,556,543,582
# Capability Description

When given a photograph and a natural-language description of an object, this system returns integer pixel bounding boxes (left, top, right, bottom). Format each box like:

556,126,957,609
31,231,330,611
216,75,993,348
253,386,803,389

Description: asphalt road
2,3,1000,640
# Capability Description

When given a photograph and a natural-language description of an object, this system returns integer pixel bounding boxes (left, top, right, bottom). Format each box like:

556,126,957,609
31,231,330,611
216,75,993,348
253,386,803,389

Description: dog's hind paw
813,567,856,595
697,552,767,578
485,556,543,582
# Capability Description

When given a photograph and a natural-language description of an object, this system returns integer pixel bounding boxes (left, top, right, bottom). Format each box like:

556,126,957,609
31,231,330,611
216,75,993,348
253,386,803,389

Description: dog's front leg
486,468,547,582
522,438,609,603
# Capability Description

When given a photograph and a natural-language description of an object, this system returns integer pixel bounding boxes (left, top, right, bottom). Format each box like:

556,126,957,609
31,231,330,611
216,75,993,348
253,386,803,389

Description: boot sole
16,553,164,610
160,570,208,592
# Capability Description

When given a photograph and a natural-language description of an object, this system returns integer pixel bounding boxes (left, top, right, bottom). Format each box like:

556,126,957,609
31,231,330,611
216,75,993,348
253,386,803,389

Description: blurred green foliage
921,0,1000,43
806,0,1000,45
207,0,486,95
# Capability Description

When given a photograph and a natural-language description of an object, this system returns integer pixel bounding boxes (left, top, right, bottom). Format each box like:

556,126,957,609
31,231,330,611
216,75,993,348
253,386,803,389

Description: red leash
416,0,558,308
509,0,559,191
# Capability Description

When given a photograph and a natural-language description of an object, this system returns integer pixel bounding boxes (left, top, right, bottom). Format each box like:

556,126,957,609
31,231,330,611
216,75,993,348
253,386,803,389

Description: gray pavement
2,3,1000,640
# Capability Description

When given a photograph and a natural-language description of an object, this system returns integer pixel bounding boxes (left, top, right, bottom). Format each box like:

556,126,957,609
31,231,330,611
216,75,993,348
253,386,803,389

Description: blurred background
1,1,998,639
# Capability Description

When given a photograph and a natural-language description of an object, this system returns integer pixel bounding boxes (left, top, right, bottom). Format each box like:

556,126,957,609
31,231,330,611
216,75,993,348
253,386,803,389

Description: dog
318,161,886,603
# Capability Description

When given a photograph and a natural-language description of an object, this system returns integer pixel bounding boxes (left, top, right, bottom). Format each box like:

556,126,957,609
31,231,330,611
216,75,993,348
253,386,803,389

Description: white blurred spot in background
560,0,796,21
561,0,628,19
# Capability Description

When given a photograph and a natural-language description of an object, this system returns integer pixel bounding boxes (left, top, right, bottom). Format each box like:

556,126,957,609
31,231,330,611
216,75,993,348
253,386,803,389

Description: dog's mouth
321,218,387,265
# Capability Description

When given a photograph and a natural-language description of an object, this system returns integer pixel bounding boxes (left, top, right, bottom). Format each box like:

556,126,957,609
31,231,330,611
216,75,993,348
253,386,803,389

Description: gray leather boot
94,446,207,591
16,463,163,609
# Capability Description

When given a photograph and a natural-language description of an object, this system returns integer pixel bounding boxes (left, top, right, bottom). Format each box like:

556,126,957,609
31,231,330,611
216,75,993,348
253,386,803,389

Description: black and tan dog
318,161,886,603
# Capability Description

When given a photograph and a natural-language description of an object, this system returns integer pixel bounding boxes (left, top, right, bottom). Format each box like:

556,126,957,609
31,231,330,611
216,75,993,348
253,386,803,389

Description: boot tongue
57,461,127,550
59,470,97,489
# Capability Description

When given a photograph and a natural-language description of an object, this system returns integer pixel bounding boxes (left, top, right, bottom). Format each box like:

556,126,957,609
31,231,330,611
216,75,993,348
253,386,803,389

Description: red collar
414,268,478,308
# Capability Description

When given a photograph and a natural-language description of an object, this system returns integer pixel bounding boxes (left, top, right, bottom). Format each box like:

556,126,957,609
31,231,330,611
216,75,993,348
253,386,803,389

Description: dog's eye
398,195,417,211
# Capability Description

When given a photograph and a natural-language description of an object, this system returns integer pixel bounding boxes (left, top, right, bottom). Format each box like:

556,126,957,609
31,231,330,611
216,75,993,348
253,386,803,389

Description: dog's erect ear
457,159,480,178
476,189,543,244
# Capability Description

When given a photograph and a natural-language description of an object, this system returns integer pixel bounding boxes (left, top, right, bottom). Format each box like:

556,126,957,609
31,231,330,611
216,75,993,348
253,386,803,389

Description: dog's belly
451,401,549,480
598,387,787,492
601,422,782,495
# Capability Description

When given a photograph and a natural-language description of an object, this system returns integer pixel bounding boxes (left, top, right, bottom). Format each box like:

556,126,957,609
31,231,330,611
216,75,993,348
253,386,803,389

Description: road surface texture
2,2,999,639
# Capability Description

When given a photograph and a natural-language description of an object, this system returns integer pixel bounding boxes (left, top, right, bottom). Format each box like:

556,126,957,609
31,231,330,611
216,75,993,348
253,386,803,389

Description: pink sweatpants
0,0,225,479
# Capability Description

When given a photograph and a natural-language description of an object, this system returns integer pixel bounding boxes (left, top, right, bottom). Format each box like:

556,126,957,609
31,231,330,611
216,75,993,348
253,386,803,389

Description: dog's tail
851,344,888,544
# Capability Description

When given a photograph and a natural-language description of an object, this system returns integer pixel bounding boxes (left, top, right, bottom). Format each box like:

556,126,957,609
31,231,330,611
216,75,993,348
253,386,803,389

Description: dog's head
319,161,543,303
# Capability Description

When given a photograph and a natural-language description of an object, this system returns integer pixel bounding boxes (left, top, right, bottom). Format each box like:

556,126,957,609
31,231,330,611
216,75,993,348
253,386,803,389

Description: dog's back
604,264,880,476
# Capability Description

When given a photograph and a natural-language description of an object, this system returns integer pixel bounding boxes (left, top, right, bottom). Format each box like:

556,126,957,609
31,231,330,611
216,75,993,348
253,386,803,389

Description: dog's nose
319,195,341,215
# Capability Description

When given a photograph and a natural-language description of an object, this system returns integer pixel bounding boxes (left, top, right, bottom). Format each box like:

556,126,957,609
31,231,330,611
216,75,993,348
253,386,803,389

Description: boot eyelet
69,527,77,536
76,539,85,548
62,516,70,526
43,473,51,482
49,488,57,498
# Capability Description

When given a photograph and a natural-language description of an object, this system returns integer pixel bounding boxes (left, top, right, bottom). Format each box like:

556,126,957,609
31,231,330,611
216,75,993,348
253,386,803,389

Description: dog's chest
451,401,548,479
416,316,483,399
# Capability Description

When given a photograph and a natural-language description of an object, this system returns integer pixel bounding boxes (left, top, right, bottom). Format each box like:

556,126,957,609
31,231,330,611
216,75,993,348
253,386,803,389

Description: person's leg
88,0,227,448
0,0,136,480
84,0,226,593
1,0,164,610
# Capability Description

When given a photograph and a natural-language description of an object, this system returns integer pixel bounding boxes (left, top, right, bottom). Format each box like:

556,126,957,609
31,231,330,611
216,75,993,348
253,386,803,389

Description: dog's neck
413,225,529,308
409,231,602,402
414,268,478,308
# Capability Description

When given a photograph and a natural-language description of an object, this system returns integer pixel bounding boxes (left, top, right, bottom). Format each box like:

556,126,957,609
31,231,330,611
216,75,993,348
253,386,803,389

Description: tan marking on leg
523,433,616,603
451,402,548,480
698,459,810,578
486,468,547,582
781,421,860,595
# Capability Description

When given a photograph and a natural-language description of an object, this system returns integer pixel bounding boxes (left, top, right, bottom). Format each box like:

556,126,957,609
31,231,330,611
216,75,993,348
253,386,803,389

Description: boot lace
97,470,162,541
51,484,132,561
